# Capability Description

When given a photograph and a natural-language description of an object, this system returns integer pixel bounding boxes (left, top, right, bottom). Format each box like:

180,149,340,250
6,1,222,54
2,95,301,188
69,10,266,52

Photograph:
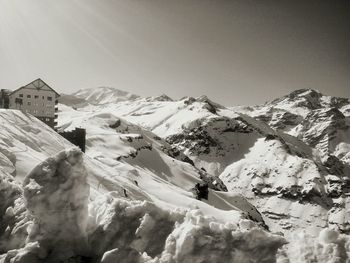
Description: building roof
10,78,60,97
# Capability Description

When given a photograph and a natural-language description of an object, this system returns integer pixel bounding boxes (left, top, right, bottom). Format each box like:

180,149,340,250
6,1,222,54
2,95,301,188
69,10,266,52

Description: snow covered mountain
1,88,350,262
70,86,140,105
58,88,350,234
0,110,276,262
59,88,350,260
238,89,350,160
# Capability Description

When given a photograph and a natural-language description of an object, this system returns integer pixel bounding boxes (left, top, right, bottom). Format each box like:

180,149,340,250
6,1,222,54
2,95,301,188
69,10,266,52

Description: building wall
8,84,59,129
9,88,57,117
0,89,10,109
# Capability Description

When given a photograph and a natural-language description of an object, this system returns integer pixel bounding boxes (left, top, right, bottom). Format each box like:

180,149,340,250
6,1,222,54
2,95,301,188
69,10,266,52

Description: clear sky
0,0,349,105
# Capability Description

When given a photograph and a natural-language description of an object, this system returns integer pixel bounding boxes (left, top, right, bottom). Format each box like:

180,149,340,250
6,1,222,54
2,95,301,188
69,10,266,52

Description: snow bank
1,149,286,262
0,169,25,252
278,229,350,263
157,212,284,263
92,197,285,263
3,148,90,262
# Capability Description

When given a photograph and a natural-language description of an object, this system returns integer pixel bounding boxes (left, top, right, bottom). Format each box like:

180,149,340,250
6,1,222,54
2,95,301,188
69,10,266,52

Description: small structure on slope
59,128,86,153
0,78,59,130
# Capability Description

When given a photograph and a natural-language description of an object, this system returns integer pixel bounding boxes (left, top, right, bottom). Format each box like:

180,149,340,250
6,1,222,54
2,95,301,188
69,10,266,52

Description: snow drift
1,148,285,263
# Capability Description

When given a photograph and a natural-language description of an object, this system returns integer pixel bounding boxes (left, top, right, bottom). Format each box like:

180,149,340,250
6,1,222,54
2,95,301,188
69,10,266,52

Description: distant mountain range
63,87,350,231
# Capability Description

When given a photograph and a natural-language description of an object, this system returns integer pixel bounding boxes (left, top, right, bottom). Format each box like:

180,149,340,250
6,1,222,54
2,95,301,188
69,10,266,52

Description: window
27,95,31,98
19,94,23,98
27,102,31,106
47,96,52,101
42,96,44,99
35,95,39,99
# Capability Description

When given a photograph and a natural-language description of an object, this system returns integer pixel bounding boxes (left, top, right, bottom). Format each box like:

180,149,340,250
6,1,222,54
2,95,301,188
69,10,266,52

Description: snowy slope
0,109,284,262
58,93,90,108
57,89,350,235
1,109,264,221
64,89,350,248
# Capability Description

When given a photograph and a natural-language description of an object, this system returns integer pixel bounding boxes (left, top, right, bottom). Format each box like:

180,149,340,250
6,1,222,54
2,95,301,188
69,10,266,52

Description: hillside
0,109,280,262
1,87,350,262
58,88,350,236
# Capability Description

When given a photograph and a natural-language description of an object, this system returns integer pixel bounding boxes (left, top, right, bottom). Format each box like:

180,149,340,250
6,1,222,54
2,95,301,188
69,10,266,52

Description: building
0,79,59,129
0,89,10,109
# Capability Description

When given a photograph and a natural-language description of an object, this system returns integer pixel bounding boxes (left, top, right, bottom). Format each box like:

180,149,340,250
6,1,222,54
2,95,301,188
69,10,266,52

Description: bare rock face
16,148,90,262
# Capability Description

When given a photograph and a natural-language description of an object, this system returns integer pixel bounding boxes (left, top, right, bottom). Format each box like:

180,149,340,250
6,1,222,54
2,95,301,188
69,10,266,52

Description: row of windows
12,100,54,111
14,98,53,107
27,109,39,114
19,94,53,101
26,101,53,107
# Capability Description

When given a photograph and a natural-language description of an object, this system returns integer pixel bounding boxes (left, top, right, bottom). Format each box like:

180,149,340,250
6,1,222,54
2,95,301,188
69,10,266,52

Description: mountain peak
146,94,173,102
266,88,350,112
72,86,140,105
265,88,326,111
287,88,323,99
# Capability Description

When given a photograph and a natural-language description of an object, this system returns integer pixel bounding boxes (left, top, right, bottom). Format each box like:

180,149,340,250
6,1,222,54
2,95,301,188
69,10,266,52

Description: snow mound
1,149,286,263
3,148,90,262
90,197,285,263
23,148,90,260
278,229,350,263
0,169,24,252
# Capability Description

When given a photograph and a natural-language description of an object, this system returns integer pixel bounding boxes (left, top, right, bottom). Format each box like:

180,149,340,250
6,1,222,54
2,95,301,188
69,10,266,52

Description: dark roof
10,78,60,97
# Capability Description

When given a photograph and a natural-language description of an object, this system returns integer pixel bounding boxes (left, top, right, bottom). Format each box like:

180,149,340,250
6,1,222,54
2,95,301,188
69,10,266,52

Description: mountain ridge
57,87,350,235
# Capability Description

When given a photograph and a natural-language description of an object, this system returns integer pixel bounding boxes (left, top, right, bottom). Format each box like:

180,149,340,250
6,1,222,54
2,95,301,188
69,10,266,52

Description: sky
0,0,349,105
